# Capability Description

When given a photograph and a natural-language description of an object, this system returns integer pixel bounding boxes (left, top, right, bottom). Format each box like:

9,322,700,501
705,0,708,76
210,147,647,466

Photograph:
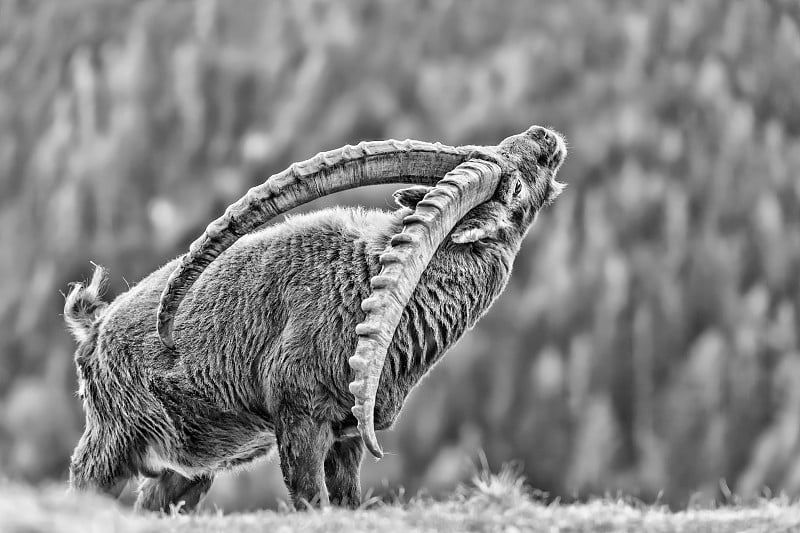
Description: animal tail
64,264,109,344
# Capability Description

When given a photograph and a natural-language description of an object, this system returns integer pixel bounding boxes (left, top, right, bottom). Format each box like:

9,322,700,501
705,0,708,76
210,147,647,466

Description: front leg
275,410,333,508
325,436,364,508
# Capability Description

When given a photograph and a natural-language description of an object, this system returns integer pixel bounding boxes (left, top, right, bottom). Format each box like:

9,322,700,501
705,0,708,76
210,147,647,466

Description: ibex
64,125,566,511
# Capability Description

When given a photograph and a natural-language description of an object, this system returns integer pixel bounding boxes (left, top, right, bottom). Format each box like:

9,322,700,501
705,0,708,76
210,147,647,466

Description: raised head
450,125,567,247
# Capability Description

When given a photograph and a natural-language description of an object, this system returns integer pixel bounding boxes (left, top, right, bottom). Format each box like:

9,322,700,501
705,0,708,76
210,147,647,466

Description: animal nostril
528,126,562,166
528,126,547,140
529,126,557,151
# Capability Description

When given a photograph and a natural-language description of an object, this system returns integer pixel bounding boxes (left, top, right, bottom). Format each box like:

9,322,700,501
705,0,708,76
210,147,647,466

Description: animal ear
393,186,433,209
543,180,566,207
451,202,510,243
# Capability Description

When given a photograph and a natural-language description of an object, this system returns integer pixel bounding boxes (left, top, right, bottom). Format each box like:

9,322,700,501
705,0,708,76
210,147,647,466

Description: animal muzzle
527,126,567,170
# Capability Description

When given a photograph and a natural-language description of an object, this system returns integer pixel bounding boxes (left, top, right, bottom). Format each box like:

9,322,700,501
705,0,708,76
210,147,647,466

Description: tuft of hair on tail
64,264,109,344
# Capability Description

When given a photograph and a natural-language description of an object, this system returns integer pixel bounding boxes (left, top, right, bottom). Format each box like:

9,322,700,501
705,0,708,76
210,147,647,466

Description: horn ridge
348,158,504,459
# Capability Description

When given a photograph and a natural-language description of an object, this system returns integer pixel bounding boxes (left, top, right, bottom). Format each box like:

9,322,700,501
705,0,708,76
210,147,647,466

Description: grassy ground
2,471,798,533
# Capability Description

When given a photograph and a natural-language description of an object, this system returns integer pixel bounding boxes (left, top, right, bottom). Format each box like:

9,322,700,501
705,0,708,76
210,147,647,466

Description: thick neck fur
370,208,521,428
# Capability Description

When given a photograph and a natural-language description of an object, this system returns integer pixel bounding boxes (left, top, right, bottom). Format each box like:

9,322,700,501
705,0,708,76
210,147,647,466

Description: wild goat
64,125,566,511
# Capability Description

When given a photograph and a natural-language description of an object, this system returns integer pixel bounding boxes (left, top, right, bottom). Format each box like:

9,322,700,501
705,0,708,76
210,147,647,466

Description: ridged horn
157,139,489,349
348,159,503,458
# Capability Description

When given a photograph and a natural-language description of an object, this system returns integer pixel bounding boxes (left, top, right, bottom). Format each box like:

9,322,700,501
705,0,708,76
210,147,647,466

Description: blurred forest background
2,0,800,511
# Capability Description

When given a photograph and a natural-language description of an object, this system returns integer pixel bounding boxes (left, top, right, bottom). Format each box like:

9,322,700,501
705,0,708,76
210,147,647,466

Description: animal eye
513,180,523,197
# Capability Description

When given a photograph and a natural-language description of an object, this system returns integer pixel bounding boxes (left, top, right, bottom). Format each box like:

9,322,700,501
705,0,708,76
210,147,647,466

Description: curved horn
157,139,484,349
348,159,504,458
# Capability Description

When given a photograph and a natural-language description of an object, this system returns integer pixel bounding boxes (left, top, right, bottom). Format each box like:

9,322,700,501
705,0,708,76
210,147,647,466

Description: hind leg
324,437,363,508
69,428,131,498
135,471,214,513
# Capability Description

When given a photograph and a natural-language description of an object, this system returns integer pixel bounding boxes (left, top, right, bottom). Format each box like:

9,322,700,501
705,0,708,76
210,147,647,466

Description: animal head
498,125,567,218
448,126,567,247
